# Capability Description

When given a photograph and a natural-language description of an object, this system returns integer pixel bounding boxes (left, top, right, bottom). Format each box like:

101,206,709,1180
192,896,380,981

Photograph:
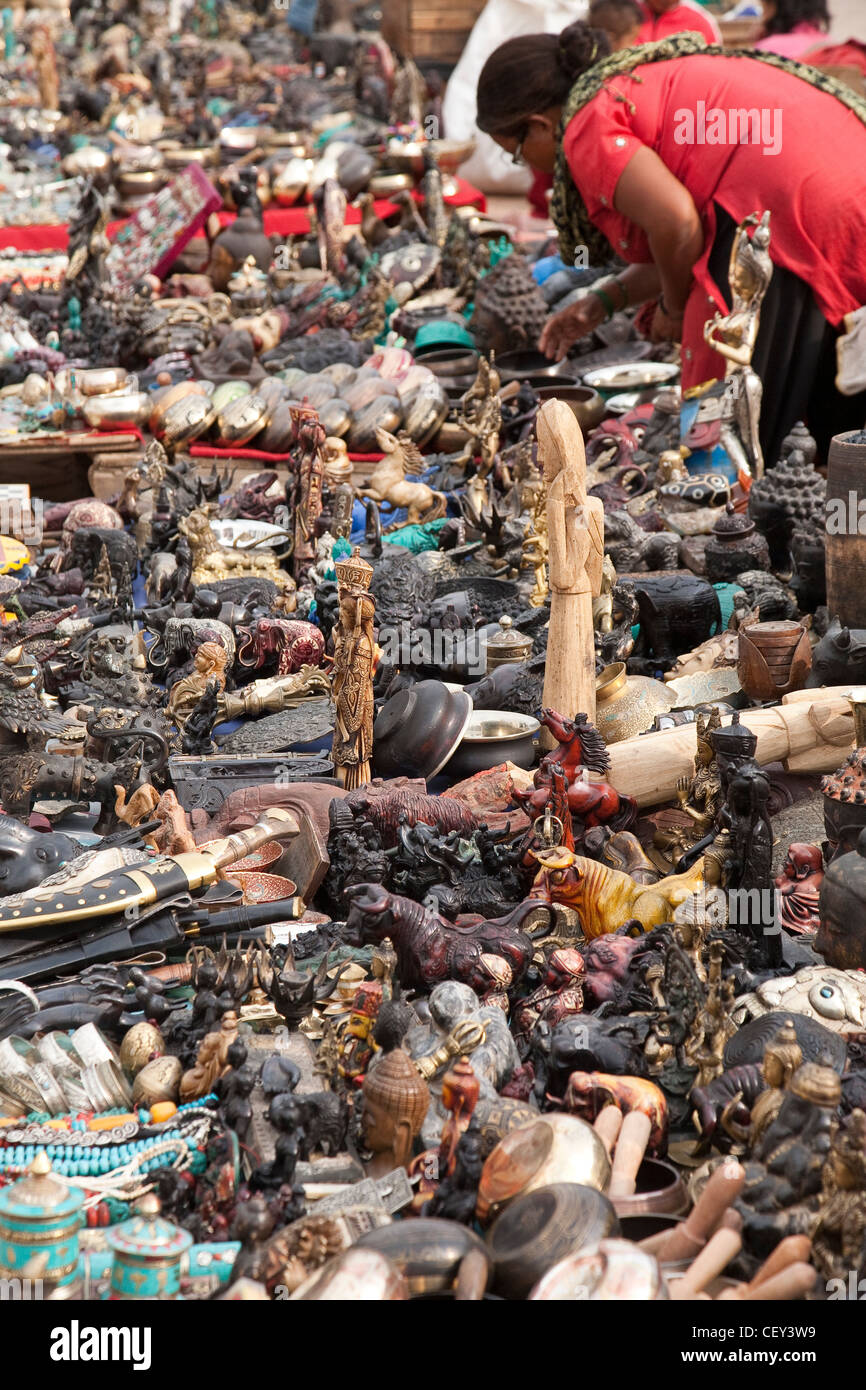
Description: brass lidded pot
485,615,533,673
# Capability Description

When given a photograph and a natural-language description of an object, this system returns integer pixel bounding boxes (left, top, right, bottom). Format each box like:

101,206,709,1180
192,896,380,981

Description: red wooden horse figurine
512,708,637,844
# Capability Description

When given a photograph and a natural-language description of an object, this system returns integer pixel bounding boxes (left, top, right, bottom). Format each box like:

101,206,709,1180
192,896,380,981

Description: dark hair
476,20,612,137
588,0,643,37
764,0,830,36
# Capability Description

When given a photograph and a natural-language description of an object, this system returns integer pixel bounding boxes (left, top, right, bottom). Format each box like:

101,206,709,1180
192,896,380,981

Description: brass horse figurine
359,429,447,527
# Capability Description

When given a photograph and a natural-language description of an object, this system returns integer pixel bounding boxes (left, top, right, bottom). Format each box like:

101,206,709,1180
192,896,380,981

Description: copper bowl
224,870,297,903
611,1158,689,1219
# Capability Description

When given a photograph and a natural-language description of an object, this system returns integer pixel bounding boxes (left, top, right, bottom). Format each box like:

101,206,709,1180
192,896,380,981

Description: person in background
637,0,721,44
588,0,643,49
754,0,831,59
476,21,866,464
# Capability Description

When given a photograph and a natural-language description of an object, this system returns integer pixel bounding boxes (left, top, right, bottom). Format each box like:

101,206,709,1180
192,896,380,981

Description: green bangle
590,286,615,321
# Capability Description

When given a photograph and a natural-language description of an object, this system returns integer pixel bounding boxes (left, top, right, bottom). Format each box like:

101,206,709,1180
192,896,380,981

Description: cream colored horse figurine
359,429,447,527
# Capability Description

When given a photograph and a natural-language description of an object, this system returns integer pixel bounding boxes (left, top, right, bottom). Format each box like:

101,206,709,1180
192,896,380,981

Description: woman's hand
539,294,607,361
650,302,685,343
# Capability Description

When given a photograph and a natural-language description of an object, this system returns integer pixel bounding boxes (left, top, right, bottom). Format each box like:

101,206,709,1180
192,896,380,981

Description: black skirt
707,205,866,467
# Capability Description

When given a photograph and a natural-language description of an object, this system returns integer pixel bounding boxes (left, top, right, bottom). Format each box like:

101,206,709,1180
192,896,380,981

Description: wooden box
382,0,487,66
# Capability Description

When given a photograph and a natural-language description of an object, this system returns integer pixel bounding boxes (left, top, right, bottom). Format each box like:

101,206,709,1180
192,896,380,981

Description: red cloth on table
561,53,866,388
0,179,486,254
636,2,721,45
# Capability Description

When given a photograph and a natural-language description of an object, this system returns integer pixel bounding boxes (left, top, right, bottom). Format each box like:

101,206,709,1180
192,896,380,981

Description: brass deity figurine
179,507,295,592
522,488,549,610
331,548,379,789
455,355,502,479
166,642,228,731
702,210,773,478
812,1109,866,1285
654,709,723,867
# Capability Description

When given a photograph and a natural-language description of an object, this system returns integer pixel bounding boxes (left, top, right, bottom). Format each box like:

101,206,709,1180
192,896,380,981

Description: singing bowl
356,1220,491,1297
220,125,269,154
487,1184,619,1301
496,350,576,382
412,345,480,377
116,169,166,197
223,870,297,903
160,144,218,168
373,681,473,779
533,384,605,434
369,172,414,198
529,1238,668,1301
582,361,680,392
477,1114,611,1224
386,138,476,177
446,710,540,778
82,392,151,430
523,374,580,393
76,366,129,396
610,1157,689,1219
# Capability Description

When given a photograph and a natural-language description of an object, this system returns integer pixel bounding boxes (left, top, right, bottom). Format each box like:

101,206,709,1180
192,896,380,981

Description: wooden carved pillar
537,399,605,751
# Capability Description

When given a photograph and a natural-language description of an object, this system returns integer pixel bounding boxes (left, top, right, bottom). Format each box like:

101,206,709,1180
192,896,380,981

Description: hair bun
557,20,610,77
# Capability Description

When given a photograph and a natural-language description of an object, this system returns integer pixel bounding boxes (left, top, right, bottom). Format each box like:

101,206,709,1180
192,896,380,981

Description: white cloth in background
442,0,589,194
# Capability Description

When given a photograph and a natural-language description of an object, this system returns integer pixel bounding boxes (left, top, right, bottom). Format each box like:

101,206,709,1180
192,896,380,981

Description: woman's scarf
550,33,866,266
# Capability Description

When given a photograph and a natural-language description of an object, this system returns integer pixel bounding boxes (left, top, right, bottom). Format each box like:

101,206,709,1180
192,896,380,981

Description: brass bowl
116,169,166,197
271,156,314,206
487,1183,619,1301
356,1220,490,1297
369,171,413,198
477,1114,611,1224
160,144,218,169
534,384,605,434
82,392,152,430
530,1238,668,1301
386,137,476,177
220,125,270,154
76,366,129,397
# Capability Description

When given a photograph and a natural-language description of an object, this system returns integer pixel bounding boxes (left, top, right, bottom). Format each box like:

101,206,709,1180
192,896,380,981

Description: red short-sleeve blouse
562,54,866,386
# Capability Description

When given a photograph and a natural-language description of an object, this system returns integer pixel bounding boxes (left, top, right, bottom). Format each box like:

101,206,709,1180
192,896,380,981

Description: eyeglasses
511,128,529,167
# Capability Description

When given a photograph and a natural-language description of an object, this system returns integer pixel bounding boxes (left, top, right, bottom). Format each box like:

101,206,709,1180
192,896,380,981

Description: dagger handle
203,808,301,870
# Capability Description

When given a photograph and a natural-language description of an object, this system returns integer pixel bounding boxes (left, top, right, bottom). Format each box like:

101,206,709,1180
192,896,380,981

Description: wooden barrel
826,431,866,628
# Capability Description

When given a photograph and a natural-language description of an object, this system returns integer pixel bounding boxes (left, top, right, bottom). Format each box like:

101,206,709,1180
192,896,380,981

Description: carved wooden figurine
536,399,604,749
331,548,379,789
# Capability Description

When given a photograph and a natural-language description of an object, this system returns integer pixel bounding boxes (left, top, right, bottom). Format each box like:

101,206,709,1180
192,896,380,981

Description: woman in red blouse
476,22,866,462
